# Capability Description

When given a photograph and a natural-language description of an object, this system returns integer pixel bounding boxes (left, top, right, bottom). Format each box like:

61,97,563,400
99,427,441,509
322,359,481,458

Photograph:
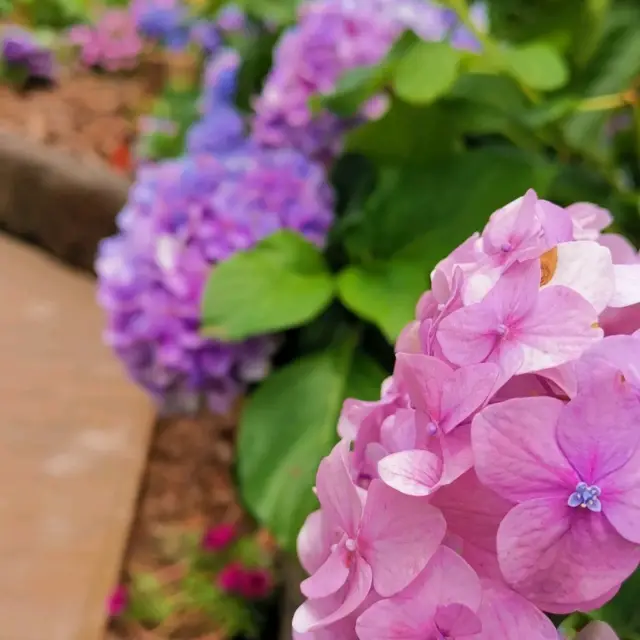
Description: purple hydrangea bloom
96,149,334,414
190,20,221,55
188,49,246,155
132,0,190,49
1,26,55,80
68,10,143,72
215,5,248,35
252,0,485,161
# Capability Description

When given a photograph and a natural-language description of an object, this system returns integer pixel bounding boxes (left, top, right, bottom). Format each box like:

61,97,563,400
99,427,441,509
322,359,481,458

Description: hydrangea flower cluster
131,0,246,53
97,51,334,415
294,191,640,639
68,9,143,72
252,0,486,161
0,26,55,81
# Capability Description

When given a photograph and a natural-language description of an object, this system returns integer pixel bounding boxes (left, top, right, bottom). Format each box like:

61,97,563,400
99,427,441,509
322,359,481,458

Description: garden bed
0,127,282,639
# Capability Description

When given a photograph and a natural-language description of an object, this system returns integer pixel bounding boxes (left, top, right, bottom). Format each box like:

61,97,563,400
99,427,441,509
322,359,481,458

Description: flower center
500,242,512,253
568,482,602,512
345,538,357,552
427,421,438,436
496,323,509,337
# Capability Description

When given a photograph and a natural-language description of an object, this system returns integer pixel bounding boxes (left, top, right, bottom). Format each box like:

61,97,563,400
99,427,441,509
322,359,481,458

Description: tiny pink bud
239,568,272,600
218,562,246,594
201,523,236,551
106,585,128,617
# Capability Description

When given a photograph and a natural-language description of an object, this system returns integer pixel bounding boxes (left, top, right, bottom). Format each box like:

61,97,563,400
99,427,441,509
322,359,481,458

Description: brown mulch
0,68,151,172
125,409,246,571
108,406,263,640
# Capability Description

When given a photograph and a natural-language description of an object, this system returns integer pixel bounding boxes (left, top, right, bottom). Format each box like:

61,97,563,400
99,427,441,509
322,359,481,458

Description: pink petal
545,241,615,313
434,603,482,636
472,397,578,502
377,450,443,497
475,579,558,640
298,510,331,574
576,621,620,640
380,408,418,453
437,304,501,366
536,198,574,249
609,264,640,307
497,498,640,606
601,446,640,544
535,584,620,614
487,259,541,321
431,470,512,580
394,353,451,419
599,233,638,264
316,441,363,537
567,202,612,239
359,480,446,596
293,556,373,633
556,383,640,486
439,363,500,432
433,423,474,487
395,321,421,354
301,545,350,599
355,546,481,639
518,285,602,374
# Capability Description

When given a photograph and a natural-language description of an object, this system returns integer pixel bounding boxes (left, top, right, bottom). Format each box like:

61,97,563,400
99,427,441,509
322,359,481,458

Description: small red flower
218,562,246,593
106,585,128,617
239,568,272,600
201,523,236,552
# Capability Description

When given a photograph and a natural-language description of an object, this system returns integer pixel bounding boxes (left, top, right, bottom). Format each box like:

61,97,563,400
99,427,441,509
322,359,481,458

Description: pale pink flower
472,384,640,608
293,441,445,633
438,259,602,379
575,621,619,640
376,353,499,496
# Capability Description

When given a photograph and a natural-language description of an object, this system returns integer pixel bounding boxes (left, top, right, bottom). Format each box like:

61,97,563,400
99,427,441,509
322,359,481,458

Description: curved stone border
0,136,152,639
0,131,129,272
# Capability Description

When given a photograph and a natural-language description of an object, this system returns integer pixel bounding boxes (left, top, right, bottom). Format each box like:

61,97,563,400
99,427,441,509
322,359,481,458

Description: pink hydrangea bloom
69,9,142,72
295,190,640,638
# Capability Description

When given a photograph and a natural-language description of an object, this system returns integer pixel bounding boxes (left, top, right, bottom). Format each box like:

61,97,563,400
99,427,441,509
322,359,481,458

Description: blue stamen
568,482,602,513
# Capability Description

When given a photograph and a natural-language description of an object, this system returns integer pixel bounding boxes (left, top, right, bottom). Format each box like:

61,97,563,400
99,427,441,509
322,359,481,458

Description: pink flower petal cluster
69,9,143,72
295,191,640,639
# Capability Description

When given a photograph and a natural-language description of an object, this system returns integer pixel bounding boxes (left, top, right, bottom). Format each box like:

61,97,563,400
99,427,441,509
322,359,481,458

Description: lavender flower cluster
0,26,55,81
97,51,334,414
131,0,247,54
252,0,487,161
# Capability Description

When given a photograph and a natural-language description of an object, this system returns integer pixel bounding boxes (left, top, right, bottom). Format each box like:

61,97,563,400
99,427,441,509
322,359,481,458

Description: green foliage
201,230,335,341
183,5,640,634
503,41,569,91
238,329,385,550
122,527,273,637
392,41,464,104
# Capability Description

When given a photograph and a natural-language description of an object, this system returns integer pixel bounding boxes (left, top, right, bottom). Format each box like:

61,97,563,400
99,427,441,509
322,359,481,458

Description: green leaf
504,42,569,91
233,0,299,24
337,260,428,342
393,41,463,104
359,147,557,260
563,5,640,157
346,99,458,166
201,230,334,341
128,573,175,625
319,64,388,117
238,332,385,550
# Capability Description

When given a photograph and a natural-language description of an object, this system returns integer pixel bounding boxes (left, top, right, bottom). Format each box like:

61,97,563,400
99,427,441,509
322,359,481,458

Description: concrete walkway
0,234,153,639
